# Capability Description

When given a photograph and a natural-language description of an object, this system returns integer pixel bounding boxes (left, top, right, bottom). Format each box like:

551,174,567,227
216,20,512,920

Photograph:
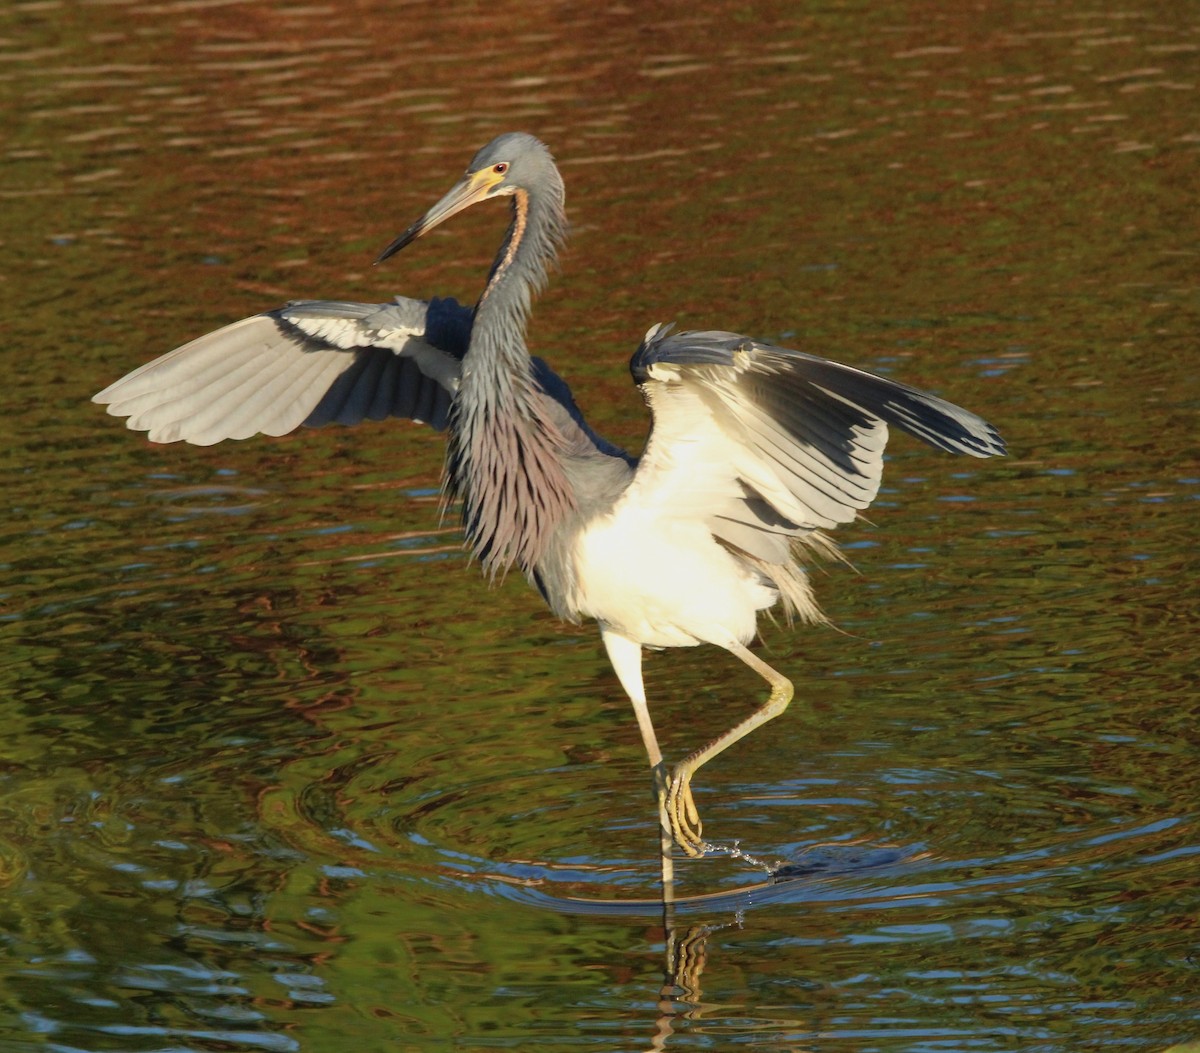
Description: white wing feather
627,326,1005,562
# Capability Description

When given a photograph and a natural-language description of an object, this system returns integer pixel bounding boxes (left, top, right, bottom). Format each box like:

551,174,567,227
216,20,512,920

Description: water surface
2,1,1198,1050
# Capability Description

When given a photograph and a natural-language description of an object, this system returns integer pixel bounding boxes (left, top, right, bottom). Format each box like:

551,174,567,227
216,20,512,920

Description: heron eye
493,162,508,175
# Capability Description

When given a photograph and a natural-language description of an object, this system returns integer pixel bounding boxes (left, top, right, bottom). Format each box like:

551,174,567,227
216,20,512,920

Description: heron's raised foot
665,766,706,857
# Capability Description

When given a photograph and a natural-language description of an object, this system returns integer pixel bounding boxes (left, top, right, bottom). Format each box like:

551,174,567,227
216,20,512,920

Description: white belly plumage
570,506,779,650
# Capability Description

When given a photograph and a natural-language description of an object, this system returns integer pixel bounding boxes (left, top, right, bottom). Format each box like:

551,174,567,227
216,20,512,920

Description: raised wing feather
93,296,472,446
628,325,1005,559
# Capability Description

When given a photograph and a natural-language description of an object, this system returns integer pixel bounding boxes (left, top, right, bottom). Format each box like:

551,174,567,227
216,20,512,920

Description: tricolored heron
94,132,1005,864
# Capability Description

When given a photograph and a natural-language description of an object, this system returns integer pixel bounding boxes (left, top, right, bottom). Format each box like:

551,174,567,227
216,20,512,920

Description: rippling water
2,1,1198,1050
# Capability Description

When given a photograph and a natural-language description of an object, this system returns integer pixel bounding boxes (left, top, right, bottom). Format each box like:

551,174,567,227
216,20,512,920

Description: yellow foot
665,768,705,857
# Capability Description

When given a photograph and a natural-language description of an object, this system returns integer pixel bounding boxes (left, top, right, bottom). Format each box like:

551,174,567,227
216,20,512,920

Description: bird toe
667,771,706,857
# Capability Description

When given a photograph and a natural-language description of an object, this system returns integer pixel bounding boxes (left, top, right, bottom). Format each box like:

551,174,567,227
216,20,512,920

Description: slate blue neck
447,189,575,577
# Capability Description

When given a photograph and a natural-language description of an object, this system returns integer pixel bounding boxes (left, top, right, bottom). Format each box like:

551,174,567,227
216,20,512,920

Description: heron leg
601,628,676,894
666,640,794,857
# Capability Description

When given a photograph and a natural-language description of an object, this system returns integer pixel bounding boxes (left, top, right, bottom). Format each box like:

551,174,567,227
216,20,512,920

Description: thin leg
601,628,675,899
665,640,794,857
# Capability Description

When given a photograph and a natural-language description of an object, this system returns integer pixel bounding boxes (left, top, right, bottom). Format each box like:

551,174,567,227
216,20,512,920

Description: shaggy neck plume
446,188,575,577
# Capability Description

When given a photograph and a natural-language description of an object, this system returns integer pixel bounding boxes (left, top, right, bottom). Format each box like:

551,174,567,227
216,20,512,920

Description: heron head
376,133,560,264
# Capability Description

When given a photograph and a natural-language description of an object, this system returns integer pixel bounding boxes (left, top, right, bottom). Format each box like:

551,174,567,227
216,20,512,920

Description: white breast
570,504,778,650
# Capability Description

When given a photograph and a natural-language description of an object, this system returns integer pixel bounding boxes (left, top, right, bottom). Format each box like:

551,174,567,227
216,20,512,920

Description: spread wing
93,296,473,446
626,324,1006,564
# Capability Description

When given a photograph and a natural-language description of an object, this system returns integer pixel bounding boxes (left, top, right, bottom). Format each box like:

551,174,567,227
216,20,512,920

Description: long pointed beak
375,169,502,265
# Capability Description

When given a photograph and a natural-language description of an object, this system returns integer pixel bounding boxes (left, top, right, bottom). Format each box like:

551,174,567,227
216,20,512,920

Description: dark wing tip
630,327,1006,458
